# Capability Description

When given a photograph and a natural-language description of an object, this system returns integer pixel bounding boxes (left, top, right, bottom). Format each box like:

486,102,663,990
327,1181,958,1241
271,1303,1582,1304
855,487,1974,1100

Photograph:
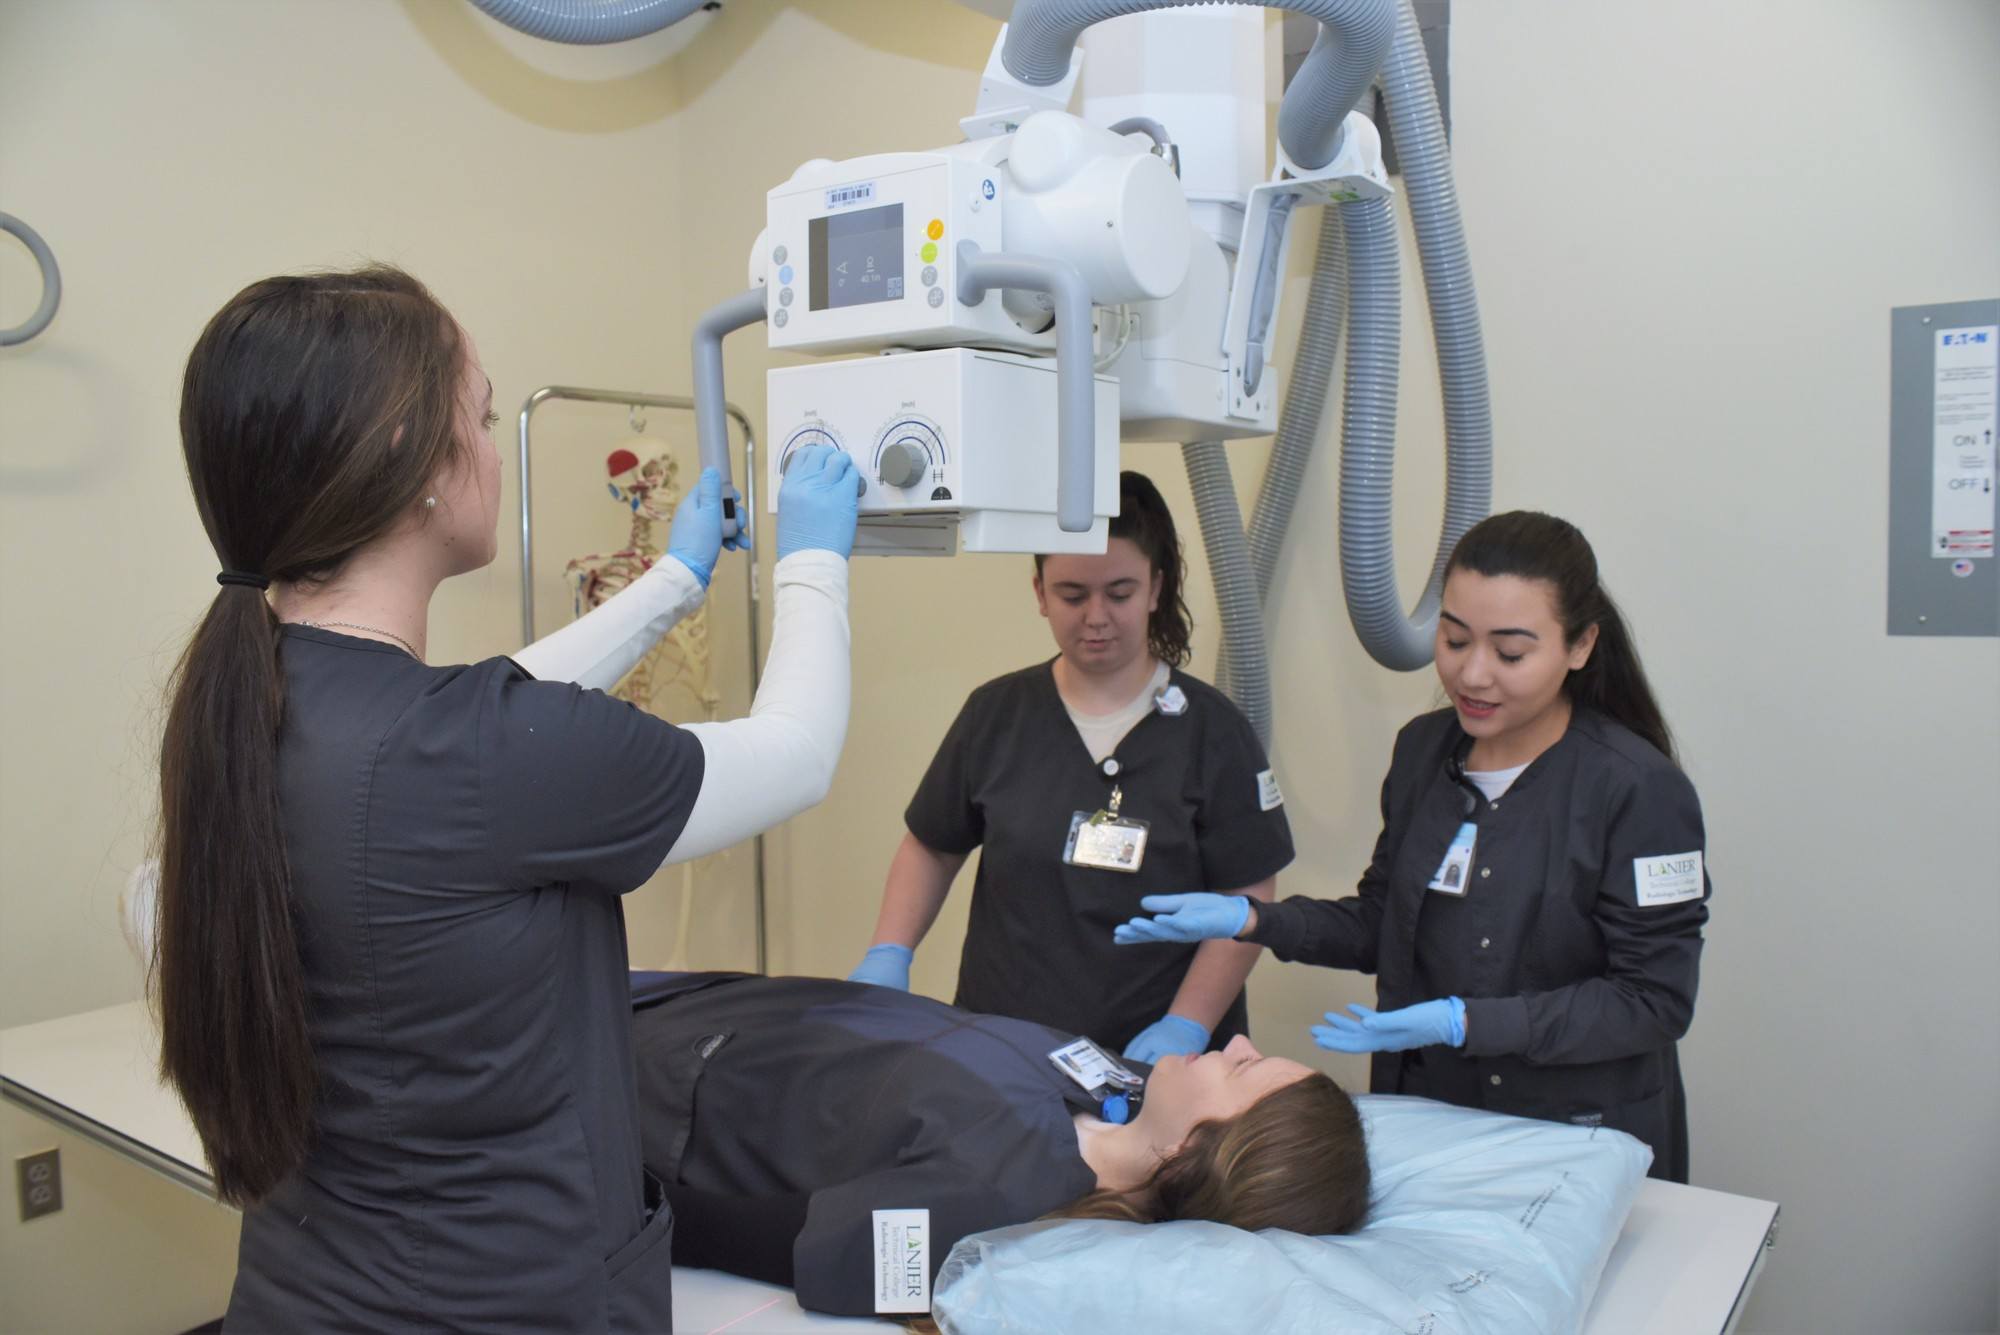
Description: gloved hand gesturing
1122,1014,1210,1064
1112,893,1251,945
775,444,865,560
1311,998,1466,1054
665,467,746,587
847,943,912,991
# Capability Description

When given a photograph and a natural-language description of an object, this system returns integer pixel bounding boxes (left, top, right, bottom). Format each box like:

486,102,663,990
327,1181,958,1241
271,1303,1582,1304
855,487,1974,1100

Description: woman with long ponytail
1118,511,1713,1182
158,266,863,1328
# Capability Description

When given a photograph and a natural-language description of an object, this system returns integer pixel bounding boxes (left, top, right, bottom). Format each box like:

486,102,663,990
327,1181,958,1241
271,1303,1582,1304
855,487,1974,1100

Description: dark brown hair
1051,1071,1371,1235
155,265,467,1205
1036,470,1194,667
1445,510,1676,762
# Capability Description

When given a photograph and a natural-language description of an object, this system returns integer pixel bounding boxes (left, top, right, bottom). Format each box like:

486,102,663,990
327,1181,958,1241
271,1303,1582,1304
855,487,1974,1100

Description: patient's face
1138,1035,1312,1145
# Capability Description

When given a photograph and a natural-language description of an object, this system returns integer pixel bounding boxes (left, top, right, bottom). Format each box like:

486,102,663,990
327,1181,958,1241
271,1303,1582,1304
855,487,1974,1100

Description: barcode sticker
825,182,877,210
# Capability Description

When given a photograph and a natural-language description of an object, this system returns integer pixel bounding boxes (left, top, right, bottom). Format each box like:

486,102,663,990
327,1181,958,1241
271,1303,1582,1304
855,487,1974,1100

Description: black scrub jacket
630,972,1104,1318
907,660,1295,1053
225,627,703,1333
1247,707,1710,1182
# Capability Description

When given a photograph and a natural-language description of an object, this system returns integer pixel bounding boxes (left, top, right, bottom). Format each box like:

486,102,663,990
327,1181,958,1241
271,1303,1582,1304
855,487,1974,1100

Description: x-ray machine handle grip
691,286,770,543
955,243,1096,534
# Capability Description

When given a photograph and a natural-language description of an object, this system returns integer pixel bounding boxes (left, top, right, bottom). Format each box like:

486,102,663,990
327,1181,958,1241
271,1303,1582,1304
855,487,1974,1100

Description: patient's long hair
1050,1071,1371,1234
901,1074,1369,1331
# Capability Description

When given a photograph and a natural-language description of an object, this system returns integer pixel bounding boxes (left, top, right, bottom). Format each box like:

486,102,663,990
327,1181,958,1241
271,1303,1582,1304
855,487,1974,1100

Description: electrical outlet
17,1147,62,1221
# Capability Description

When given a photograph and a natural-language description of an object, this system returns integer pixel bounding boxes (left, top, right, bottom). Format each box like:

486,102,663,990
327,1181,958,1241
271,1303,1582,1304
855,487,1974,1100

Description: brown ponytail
156,266,467,1204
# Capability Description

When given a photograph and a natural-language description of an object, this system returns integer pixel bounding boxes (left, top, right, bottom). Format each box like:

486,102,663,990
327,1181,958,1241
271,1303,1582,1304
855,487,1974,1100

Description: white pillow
933,1094,1653,1335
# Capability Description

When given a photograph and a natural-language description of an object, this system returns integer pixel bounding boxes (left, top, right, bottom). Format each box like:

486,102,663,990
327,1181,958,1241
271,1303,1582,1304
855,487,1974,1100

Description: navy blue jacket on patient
630,972,1104,1318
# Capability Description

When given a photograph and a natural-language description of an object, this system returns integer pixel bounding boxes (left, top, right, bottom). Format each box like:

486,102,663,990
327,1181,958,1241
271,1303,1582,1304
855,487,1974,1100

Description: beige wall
2,2,1996,1333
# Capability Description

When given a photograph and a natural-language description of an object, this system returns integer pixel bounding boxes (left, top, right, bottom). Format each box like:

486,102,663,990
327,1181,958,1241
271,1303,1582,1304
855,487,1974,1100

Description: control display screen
809,203,905,311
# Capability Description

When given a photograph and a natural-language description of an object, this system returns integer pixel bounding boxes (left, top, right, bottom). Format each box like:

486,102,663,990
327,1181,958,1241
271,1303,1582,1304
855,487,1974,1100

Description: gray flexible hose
1337,0,1491,670
691,286,767,544
1002,0,1395,170
1334,195,1425,665
0,213,62,347
957,244,1098,533
469,0,708,44
1183,442,1269,747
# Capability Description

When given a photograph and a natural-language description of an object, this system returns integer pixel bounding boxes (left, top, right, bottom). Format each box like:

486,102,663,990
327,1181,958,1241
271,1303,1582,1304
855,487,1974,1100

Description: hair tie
216,570,270,591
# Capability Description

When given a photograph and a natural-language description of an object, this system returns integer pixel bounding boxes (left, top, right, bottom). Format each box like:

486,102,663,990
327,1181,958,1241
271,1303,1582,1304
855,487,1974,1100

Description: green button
920,241,939,263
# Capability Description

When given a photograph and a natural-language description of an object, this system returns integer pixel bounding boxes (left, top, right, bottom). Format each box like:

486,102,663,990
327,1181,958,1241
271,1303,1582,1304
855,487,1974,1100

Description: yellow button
926,218,945,241
920,241,939,263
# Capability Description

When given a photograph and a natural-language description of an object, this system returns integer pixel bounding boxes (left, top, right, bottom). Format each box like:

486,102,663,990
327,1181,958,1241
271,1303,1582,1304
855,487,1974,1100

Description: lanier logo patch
1257,769,1284,811
872,1208,930,1314
1634,851,1704,907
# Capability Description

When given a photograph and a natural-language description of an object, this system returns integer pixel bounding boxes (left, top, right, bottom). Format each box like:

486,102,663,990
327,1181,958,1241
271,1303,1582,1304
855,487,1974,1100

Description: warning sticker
1932,325,1996,559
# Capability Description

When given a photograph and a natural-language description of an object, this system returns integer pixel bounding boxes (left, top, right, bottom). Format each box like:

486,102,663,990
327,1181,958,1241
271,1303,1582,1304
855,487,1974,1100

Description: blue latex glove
1112,893,1251,945
775,444,864,560
1122,1014,1211,1064
847,943,912,991
666,467,742,587
1311,998,1467,1054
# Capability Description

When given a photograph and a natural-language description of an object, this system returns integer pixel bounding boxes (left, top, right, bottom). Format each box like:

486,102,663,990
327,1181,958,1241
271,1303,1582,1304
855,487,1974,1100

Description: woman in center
849,471,1293,1063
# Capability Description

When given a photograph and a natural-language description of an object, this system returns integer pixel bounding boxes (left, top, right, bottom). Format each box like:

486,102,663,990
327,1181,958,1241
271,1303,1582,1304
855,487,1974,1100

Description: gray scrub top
225,626,703,1333
905,661,1293,1053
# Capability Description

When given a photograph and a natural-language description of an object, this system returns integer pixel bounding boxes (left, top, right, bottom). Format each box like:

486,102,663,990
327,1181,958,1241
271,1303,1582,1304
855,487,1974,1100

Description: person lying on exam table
849,471,1293,1067
1118,511,1711,1182
150,267,863,1332
627,971,1369,1319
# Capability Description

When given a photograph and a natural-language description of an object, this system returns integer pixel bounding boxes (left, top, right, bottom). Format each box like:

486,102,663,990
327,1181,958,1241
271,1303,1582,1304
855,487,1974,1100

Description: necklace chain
294,620,422,661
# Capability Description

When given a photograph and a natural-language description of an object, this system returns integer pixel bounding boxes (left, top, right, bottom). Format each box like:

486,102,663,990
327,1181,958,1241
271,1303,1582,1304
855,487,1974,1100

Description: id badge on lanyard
1047,1037,1145,1123
1428,821,1477,895
1064,782,1149,873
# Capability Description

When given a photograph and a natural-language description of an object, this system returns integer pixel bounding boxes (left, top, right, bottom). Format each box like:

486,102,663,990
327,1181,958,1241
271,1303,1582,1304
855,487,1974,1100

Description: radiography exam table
3,1001,1777,1334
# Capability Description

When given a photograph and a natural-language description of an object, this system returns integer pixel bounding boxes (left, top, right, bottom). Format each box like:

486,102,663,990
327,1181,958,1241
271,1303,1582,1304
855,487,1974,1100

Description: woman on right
1117,512,1711,1182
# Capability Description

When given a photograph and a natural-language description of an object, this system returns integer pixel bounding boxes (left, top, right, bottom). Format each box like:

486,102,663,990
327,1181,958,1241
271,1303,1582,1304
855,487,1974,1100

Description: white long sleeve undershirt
511,556,709,692
515,550,852,867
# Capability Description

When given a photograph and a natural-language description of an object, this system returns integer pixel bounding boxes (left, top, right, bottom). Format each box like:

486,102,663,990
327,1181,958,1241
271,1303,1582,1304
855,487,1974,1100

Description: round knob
878,441,927,489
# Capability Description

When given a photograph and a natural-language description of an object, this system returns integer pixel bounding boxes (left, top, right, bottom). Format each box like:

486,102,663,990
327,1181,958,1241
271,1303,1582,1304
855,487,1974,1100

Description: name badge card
1428,821,1477,895
1064,811,1149,872
1047,1037,1144,1095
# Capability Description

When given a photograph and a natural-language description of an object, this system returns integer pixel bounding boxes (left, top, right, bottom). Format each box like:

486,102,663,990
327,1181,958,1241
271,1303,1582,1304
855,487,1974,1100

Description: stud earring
424,495,437,512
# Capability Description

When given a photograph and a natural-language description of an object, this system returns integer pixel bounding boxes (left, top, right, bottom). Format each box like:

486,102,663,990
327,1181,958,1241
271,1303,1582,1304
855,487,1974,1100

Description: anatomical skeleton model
566,441,719,968
566,445,721,717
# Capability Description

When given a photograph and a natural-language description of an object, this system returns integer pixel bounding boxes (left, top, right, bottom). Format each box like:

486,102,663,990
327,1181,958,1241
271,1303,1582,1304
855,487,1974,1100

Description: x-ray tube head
1002,112,1189,308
